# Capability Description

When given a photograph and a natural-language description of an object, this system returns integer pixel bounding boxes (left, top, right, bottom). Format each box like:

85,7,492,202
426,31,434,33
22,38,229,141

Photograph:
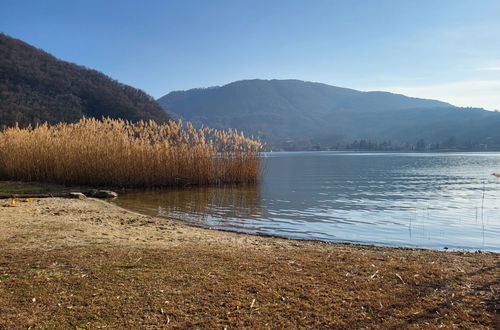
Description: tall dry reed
0,118,262,187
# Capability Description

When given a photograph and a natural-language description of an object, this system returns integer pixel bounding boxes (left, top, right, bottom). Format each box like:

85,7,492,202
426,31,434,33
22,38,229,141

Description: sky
1,0,500,110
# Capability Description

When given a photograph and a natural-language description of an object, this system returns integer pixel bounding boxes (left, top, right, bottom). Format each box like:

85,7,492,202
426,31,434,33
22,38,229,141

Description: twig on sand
395,273,406,284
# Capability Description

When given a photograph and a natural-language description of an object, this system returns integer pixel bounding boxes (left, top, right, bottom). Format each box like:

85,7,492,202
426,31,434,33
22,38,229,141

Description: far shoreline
264,150,500,153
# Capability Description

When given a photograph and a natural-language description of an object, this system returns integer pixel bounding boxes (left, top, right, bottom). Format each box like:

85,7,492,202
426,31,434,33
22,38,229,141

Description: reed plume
0,118,262,187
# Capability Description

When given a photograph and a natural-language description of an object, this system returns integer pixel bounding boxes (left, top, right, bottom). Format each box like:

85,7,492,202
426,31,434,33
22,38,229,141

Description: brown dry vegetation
0,118,262,187
0,198,498,329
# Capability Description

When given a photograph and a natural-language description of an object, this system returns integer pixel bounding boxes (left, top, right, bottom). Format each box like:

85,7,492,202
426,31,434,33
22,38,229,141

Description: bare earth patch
0,198,498,328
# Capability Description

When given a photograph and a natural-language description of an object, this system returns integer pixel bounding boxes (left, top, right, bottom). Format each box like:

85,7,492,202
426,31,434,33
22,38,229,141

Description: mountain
0,34,169,127
158,79,500,150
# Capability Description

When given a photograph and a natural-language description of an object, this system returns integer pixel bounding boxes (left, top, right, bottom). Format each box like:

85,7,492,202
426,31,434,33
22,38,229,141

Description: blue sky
1,0,499,109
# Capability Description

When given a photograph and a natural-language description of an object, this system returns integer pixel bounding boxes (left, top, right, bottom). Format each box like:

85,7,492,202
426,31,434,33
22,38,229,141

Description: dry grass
0,118,262,187
0,245,498,329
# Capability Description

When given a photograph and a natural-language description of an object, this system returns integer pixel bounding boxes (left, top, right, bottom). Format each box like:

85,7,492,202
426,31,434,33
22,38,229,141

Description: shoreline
111,197,499,254
1,197,498,328
112,205,499,254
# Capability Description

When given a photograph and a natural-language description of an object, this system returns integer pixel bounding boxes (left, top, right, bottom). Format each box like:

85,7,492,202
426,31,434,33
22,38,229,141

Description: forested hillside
159,79,500,150
0,34,169,127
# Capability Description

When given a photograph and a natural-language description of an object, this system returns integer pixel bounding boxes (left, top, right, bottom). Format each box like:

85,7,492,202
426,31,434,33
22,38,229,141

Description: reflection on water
115,185,264,229
115,152,500,252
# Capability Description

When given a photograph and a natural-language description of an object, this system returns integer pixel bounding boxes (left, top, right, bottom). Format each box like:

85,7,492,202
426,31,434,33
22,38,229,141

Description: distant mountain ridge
158,79,500,150
0,34,169,127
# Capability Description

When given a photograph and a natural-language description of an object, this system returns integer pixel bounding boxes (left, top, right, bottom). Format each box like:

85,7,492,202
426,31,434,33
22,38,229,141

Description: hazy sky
1,0,499,109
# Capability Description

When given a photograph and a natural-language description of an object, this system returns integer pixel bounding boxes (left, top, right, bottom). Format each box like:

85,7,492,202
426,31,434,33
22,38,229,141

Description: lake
114,152,500,252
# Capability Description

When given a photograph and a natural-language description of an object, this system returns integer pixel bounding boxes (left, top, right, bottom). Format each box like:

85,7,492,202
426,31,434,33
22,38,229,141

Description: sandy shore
0,197,498,328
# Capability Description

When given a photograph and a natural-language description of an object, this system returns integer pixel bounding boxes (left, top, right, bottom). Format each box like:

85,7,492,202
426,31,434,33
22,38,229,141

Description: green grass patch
0,181,46,195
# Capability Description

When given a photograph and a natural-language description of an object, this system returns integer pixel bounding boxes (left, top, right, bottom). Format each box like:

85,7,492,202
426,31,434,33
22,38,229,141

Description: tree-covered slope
158,79,500,149
0,34,169,127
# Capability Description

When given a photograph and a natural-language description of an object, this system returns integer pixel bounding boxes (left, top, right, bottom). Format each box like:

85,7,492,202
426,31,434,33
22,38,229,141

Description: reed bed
0,118,262,187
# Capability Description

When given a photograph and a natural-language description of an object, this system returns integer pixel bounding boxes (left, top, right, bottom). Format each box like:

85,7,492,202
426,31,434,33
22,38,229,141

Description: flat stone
68,192,87,199
92,190,118,199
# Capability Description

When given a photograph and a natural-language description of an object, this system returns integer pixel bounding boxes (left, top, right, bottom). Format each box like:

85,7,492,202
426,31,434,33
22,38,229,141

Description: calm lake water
114,152,500,252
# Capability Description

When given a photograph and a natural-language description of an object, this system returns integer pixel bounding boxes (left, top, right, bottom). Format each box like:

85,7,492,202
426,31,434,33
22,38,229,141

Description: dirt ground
0,197,498,329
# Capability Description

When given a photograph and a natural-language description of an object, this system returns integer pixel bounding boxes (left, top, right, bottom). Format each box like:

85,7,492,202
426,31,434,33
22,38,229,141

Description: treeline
272,138,499,152
0,34,169,127
335,138,498,151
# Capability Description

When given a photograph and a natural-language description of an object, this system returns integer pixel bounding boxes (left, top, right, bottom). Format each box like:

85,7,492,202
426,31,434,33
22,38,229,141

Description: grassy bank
2,245,498,329
0,118,262,187
0,181,44,197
